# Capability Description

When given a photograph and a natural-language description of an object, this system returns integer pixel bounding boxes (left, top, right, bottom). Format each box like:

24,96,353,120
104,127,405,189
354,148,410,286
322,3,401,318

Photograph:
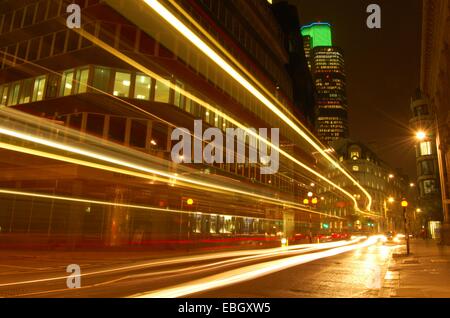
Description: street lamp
401,198,410,255
416,130,427,141
388,197,395,203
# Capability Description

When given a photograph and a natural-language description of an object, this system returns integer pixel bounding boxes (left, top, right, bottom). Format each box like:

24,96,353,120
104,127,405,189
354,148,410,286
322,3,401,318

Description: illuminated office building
0,0,365,248
301,23,349,143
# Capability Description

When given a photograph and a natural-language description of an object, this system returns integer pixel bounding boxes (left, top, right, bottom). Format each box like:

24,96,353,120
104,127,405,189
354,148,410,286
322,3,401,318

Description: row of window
0,0,99,36
0,65,234,130
0,5,302,148
196,0,291,99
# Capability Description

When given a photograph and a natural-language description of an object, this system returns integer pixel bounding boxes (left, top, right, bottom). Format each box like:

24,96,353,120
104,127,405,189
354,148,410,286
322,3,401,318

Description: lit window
134,74,151,100
113,71,131,97
420,141,432,156
76,68,89,94
7,82,20,106
422,179,436,194
185,98,192,113
352,165,359,171
154,79,170,103
0,85,9,106
19,79,33,104
350,151,360,160
174,81,185,108
32,76,46,101
92,67,111,92
193,213,202,233
61,71,74,96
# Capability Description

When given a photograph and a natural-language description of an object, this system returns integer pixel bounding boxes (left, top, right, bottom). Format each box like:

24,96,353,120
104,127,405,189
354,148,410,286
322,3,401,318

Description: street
0,236,399,298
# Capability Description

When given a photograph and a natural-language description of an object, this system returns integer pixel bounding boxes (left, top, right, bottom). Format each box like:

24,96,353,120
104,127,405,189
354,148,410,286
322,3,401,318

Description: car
385,231,395,241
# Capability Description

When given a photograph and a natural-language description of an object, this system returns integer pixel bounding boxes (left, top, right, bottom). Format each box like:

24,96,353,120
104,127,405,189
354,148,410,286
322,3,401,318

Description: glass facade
420,141,432,156
312,47,348,142
113,71,131,97
134,74,151,100
61,70,74,96
154,79,170,103
92,67,111,92
8,82,20,106
76,68,89,94
32,76,46,101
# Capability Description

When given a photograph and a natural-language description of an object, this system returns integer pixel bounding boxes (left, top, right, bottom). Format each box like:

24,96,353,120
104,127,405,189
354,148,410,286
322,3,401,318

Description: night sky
289,0,422,179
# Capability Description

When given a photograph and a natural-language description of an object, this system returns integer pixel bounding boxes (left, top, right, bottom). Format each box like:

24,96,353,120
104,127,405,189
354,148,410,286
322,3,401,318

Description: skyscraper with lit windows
301,22,348,143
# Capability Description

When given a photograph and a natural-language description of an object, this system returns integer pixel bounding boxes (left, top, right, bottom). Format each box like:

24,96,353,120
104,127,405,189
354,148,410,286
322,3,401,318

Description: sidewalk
382,239,450,297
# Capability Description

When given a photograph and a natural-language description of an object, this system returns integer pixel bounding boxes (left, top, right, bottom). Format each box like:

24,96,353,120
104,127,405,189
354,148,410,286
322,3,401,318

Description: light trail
0,188,319,227
139,0,372,211
0,119,354,218
75,25,372,215
133,236,383,298
0,240,358,288
0,51,343,201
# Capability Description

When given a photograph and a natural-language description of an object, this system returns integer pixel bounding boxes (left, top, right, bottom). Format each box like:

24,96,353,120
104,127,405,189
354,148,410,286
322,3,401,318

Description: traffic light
322,223,329,229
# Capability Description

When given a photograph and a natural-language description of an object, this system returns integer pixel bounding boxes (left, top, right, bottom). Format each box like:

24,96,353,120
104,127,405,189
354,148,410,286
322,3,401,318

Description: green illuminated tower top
301,22,332,48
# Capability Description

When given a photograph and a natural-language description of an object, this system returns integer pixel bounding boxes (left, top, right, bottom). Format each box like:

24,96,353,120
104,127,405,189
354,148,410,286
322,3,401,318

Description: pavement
381,239,450,298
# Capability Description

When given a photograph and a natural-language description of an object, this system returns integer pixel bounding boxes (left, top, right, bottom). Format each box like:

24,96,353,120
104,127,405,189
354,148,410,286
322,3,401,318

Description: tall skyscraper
301,22,349,143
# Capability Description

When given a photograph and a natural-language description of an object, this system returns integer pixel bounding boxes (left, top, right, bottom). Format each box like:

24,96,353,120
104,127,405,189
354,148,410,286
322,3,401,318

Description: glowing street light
388,197,395,203
311,197,318,205
401,198,410,255
410,182,415,187
416,131,426,141
307,191,313,198
186,198,194,205
388,174,394,179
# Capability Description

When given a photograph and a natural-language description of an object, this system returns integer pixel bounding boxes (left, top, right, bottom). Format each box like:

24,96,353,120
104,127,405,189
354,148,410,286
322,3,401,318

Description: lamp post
303,192,318,243
401,198,410,255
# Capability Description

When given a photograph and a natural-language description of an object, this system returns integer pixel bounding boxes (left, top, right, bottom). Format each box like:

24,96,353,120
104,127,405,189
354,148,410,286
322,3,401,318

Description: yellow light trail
140,0,372,211
0,49,330,197
134,236,383,298
75,26,367,214
0,188,312,227
0,240,361,288
0,124,359,218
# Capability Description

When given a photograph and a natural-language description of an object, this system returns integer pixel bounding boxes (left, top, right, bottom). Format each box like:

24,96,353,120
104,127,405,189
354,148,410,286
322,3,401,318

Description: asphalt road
0,237,397,298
